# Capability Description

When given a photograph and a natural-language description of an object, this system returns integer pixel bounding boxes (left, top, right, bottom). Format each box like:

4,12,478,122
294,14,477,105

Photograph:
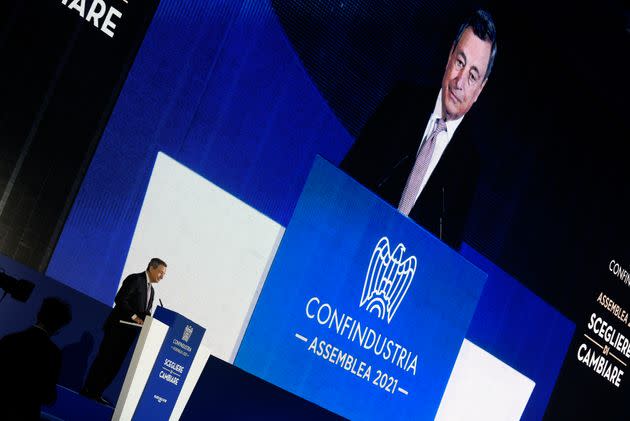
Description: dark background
0,0,159,271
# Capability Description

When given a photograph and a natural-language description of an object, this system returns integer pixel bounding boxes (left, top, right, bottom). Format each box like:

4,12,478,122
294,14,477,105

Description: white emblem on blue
182,324,193,342
360,237,417,324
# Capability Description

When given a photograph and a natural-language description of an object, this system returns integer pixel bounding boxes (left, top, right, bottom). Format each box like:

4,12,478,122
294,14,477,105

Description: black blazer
105,272,154,329
341,82,479,249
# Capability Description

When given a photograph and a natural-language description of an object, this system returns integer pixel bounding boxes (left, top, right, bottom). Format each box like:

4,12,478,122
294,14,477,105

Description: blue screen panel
236,157,486,419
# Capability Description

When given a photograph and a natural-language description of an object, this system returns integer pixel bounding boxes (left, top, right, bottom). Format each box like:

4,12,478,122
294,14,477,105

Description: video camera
0,272,34,302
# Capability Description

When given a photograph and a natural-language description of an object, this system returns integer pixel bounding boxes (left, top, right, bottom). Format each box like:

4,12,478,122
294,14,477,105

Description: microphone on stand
377,155,410,189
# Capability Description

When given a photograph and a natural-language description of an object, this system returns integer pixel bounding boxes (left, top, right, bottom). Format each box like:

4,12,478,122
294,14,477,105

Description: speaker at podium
112,306,210,421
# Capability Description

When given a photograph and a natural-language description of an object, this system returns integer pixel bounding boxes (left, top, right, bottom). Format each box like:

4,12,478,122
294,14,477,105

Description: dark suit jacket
341,82,480,249
105,271,154,329
0,326,61,420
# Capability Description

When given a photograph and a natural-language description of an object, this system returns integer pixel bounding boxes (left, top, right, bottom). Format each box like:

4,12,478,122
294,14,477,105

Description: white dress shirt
411,89,464,204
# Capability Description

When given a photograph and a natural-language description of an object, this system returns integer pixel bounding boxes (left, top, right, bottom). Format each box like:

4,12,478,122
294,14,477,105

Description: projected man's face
148,264,167,283
441,27,492,121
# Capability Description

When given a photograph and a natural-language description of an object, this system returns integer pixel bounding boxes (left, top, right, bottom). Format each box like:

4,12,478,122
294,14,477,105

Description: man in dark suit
341,10,497,249
81,257,167,404
0,297,72,420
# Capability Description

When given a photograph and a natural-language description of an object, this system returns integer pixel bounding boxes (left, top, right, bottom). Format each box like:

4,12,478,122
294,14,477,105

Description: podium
235,157,488,419
112,307,210,421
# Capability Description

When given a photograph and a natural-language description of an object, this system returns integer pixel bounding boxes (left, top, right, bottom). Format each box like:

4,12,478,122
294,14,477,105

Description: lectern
112,306,210,420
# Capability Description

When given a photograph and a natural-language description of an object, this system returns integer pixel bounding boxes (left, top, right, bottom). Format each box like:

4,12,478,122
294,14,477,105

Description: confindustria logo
182,325,193,342
360,237,417,324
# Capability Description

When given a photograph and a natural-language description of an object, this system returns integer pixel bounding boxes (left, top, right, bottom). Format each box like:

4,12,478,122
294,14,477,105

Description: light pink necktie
146,283,151,311
398,118,447,215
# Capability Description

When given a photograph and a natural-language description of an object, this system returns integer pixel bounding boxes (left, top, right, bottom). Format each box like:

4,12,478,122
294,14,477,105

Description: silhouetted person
0,297,72,421
59,331,95,390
